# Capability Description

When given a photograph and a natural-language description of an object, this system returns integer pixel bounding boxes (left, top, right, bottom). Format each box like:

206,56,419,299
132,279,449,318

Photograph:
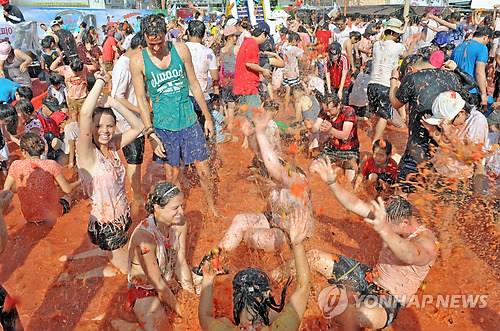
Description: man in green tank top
131,15,218,217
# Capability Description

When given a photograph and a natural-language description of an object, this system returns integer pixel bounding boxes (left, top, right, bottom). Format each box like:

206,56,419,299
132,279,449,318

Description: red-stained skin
0,104,498,331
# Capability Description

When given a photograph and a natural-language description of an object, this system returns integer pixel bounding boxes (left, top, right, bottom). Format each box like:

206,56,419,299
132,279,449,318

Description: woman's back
8,159,63,222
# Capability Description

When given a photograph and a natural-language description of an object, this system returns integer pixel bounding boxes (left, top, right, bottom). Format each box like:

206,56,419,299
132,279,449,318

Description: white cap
425,91,466,125
226,18,238,27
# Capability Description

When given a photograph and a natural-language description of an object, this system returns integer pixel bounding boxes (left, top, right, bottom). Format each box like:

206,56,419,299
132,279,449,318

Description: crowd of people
0,3,498,331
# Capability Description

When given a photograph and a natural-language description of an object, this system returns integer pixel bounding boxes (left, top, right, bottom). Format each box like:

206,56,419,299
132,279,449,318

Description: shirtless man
218,112,314,253
273,158,438,330
0,190,23,331
130,14,218,217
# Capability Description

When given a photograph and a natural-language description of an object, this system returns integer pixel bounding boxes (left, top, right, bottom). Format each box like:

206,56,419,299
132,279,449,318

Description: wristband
96,77,107,84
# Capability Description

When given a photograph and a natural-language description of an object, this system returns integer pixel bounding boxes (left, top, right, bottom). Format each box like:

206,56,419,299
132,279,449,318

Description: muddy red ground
0,118,498,331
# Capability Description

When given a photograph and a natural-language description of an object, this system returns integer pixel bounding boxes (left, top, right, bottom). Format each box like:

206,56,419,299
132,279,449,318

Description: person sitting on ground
354,139,398,193
292,85,321,129
3,132,80,224
199,208,311,331
218,112,314,253
312,93,359,185
111,182,194,330
0,190,24,331
58,71,144,279
421,91,489,192
272,157,438,331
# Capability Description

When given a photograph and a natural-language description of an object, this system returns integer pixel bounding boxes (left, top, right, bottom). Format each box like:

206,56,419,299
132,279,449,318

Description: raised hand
310,157,337,184
363,197,390,234
285,208,309,246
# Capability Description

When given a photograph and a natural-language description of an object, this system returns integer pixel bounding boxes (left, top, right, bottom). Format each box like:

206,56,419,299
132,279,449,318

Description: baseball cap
425,91,466,125
42,97,61,113
0,41,11,61
226,18,238,27
385,18,404,34
252,21,270,37
223,25,239,37
429,50,445,68
0,0,9,5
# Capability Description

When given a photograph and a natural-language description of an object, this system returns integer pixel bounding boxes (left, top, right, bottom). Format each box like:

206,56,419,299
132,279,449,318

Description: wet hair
0,287,20,331
350,31,361,42
80,21,87,29
92,107,116,124
70,57,84,72
232,268,290,326
297,25,307,34
20,132,46,157
473,26,493,39
386,196,413,224
81,29,95,45
287,31,300,43
187,20,206,39
142,14,167,37
41,35,55,49
0,103,18,135
145,182,182,214
15,99,35,117
49,73,65,86
87,74,96,91
400,54,421,78
130,33,146,49
324,93,341,107
447,12,461,22
372,139,392,155
259,38,274,52
16,86,33,101
327,42,342,59
384,29,400,37
335,15,346,23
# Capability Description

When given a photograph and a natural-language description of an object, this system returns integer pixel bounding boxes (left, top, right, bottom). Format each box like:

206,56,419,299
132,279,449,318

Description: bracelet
390,77,399,81
96,77,107,84
143,126,156,137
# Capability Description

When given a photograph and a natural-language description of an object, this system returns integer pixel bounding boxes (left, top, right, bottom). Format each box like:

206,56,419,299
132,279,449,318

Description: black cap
252,21,270,37
42,96,61,113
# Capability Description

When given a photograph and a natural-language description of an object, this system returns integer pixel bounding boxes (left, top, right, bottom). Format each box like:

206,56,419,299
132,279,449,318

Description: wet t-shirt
8,159,63,222
320,105,359,151
395,69,462,161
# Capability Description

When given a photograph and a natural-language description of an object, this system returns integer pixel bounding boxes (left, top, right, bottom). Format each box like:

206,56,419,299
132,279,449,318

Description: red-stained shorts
127,286,157,309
